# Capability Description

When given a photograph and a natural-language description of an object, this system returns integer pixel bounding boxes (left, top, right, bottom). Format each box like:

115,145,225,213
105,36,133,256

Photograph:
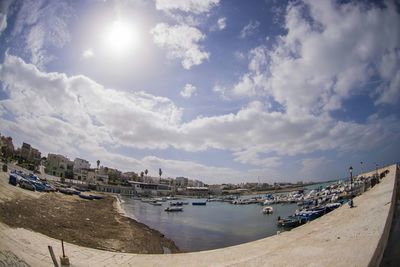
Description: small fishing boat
263,199,275,205
262,206,273,214
150,201,163,206
79,194,94,200
58,187,76,195
170,201,184,206
89,194,104,200
192,201,206,206
277,216,307,228
165,207,183,212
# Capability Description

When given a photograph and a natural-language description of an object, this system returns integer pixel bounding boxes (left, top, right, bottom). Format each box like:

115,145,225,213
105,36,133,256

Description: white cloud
0,54,182,153
151,23,210,69
1,54,399,183
230,0,400,114
9,0,73,69
82,49,94,59
155,0,220,14
240,20,260,39
180,83,197,98
217,17,226,30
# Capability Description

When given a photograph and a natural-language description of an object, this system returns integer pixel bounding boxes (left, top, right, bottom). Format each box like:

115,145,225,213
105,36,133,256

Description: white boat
263,199,274,205
262,206,273,214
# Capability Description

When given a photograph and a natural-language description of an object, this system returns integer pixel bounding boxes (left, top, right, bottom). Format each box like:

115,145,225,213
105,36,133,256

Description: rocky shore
0,171,180,254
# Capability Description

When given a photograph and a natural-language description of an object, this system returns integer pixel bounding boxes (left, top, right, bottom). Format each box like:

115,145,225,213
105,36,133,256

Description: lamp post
349,166,353,208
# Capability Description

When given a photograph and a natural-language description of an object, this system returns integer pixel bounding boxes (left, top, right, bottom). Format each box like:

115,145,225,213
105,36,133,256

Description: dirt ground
0,173,179,254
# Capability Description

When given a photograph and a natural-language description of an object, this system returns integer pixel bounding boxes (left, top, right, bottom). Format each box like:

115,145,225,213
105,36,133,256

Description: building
208,184,223,195
128,181,172,196
0,135,15,159
19,143,31,161
186,186,209,196
175,177,189,187
73,158,90,172
96,184,135,196
45,153,73,178
73,158,91,180
28,148,41,166
15,142,41,166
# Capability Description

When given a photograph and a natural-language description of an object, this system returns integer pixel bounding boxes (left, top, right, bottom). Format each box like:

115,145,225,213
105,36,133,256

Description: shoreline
0,171,179,254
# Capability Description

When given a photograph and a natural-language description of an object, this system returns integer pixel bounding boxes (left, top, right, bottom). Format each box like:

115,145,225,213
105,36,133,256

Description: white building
73,158,90,172
45,154,73,178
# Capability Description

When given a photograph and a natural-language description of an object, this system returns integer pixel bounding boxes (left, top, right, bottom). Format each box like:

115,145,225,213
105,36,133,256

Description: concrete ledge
0,164,398,267
368,164,399,267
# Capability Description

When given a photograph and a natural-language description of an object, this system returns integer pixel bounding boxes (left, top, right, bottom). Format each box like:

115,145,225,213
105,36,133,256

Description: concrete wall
368,164,399,267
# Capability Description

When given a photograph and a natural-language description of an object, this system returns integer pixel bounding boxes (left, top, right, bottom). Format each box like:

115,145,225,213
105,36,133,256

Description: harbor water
121,197,298,252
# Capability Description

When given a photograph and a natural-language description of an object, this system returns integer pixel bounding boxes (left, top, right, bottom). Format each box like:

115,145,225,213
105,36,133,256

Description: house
45,153,73,178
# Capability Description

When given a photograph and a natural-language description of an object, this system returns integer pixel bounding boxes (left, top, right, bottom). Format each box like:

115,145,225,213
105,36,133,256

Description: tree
97,160,100,169
145,169,148,176
159,168,162,179
140,171,144,182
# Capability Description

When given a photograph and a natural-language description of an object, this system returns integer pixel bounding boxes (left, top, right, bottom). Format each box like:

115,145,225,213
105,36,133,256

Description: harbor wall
368,164,399,267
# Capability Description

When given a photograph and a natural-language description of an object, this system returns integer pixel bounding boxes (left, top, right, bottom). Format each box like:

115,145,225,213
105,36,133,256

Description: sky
0,0,399,184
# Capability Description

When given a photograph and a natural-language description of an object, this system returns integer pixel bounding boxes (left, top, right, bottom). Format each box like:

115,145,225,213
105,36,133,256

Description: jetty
0,163,398,266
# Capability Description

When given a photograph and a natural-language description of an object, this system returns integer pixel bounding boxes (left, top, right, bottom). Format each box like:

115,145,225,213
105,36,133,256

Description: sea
121,180,339,252
121,197,298,252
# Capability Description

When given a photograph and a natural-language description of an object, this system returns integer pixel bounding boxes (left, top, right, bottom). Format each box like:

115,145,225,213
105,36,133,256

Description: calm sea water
121,197,298,252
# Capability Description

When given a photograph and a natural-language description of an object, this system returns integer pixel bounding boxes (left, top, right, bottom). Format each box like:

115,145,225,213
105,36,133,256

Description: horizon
0,0,399,184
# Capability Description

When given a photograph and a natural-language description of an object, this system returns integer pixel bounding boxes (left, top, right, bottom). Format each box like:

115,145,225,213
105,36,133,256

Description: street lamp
349,166,353,208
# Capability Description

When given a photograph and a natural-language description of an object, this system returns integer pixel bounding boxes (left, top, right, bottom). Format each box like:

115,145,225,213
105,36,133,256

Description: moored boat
192,201,206,206
165,207,183,212
277,215,307,228
262,206,273,214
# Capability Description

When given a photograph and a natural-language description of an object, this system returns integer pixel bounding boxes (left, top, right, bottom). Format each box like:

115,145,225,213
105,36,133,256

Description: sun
104,20,140,55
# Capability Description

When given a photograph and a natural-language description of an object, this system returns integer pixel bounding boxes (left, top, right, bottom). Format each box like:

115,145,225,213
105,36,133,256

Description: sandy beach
0,170,179,254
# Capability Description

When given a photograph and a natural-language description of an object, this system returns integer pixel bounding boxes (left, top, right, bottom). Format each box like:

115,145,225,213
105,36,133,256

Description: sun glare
104,20,139,55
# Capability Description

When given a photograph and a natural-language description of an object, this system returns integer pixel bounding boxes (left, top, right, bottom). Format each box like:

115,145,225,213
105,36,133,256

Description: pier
0,164,398,266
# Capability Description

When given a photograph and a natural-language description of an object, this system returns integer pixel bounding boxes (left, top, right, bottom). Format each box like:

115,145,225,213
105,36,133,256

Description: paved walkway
0,164,397,267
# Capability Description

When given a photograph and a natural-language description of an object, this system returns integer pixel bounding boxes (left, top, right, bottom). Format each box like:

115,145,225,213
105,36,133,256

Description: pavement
0,164,397,267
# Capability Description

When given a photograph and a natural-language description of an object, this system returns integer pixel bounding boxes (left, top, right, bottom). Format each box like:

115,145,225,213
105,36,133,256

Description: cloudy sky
0,0,399,184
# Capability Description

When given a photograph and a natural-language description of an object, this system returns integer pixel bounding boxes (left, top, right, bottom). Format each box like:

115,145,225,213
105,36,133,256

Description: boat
150,201,163,206
164,207,183,212
262,206,273,214
192,201,206,206
79,194,94,200
170,201,184,206
263,199,275,205
58,187,75,195
277,215,307,228
89,194,104,200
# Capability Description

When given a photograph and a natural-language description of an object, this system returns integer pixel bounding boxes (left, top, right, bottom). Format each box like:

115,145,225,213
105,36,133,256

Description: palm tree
140,171,144,182
97,160,100,169
159,168,162,179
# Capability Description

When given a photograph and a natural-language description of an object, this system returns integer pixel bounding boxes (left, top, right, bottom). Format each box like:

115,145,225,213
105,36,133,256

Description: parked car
31,180,45,192
19,180,36,191
43,183,56,192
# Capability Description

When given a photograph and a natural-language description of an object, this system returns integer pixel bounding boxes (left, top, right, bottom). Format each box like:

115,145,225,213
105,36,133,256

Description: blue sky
0,0,399,184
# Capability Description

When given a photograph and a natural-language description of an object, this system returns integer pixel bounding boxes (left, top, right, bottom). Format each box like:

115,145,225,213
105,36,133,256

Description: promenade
0,164,398,267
